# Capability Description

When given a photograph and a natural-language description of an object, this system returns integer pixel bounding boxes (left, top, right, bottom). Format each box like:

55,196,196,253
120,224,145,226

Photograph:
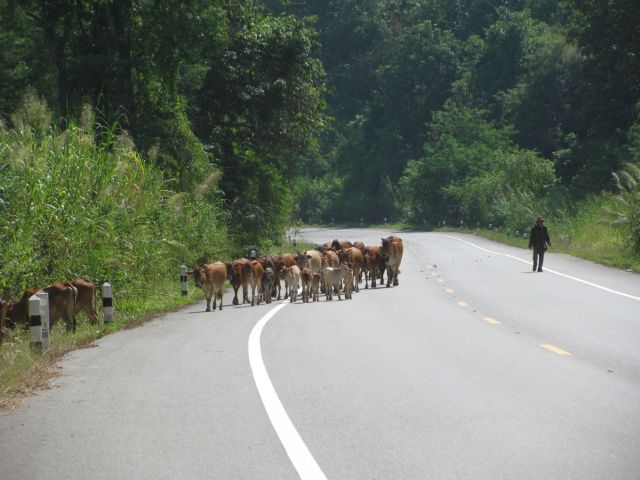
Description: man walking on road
529,216,551,272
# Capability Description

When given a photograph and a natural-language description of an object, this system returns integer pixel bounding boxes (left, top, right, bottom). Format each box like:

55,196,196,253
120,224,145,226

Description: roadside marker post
102,282,114,324
29,295,43,352
180,265,188,296
36,292,50,350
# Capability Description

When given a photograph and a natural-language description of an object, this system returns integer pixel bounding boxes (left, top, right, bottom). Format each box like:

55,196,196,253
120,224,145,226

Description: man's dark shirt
529,225,551,250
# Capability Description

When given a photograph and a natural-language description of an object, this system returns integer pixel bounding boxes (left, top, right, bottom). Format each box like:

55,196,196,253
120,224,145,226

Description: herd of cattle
0,235,404,344
189,235,404,312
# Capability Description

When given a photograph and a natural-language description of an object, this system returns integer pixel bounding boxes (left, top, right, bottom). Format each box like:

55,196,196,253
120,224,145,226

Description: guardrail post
102,282,113,324
36,292,50,350
29,295,43,352
180,265,188,296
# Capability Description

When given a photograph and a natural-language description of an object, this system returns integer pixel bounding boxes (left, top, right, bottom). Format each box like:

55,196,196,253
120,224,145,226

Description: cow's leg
232,286,239,305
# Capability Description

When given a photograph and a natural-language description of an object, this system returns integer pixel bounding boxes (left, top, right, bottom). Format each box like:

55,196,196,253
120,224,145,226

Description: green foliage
0,96,230,299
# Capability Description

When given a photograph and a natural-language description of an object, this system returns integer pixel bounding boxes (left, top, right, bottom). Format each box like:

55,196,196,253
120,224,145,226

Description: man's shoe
533,266,536,271
538,269,543,272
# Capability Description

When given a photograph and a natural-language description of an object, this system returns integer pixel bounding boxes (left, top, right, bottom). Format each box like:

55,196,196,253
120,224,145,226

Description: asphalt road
1,228,639,480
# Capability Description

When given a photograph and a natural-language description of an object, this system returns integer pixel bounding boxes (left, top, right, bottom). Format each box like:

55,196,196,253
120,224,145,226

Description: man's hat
536,216,544,222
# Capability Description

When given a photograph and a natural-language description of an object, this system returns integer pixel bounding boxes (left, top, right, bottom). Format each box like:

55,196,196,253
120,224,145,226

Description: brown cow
381,235,404,287
229,258,251,305
310,273,321,302
300,267,312,303
364,245,383,289
338,247,364,293
250,260,264,306
331,239,353,251
342,264,354,300
192,262,227,311
283,265,301,303
71,278,99,325
261,268,275,304
280,253,298,299
7,282,78,332
265,255,284,299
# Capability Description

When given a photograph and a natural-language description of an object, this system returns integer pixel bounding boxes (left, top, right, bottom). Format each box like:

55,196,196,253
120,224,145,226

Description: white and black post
36,291,50,350
180,265,188,296
29,295,43,352
102,282,113,324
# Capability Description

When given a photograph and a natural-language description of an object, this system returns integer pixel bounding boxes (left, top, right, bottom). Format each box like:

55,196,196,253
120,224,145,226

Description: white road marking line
445,235,640,302
483,316,501,325
540,344,572,356
248,302,328,480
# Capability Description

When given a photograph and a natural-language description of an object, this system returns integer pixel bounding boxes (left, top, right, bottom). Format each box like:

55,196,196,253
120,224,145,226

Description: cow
280,253,298,299
363,245,383,289
265,255,284,299
7,282,78,332
310,273,321,302
338,247,364,293
322,264,351,301
325,249,340,268
302,250,322,275
331,239,353,251
249,260,264,306
70,278,99,325
228,258,251,305
192,262,227,311
0,297,8,344
381,235,404,287
300,267,312,303
283,265,301,303
261,267,275,304
342,264,354,300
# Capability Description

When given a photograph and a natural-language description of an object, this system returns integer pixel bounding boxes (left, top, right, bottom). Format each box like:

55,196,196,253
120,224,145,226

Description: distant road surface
2,228,639,480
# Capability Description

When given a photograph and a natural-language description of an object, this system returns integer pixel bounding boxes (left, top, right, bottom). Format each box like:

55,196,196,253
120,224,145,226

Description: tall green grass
0,95,232,404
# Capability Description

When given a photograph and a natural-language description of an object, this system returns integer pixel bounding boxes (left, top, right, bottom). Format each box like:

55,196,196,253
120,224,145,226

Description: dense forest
1,0,640,297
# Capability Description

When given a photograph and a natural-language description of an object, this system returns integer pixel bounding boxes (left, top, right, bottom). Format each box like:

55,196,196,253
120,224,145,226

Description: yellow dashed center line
437,278,445,283
457,301,468,307
445,288,454,294
482,317,501,325
540,344,572,356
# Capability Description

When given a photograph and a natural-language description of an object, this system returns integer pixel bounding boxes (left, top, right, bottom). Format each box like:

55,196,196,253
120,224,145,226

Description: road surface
1,228,639,480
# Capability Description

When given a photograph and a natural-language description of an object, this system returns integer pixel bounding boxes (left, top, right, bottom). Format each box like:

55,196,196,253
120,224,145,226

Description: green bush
0,96,231,300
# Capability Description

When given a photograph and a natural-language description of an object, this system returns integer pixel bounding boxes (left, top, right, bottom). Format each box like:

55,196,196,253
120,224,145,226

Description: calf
300,267,312,303
71,278,99,325
364,245,382,289
310,273,321,302
261,268,275,304
280,253,298,299
192,262,227,311
381,235,404,287
323,264,350,301
283,265,301,303
250,260,265,306
338,247,364,293
342,264,354,300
